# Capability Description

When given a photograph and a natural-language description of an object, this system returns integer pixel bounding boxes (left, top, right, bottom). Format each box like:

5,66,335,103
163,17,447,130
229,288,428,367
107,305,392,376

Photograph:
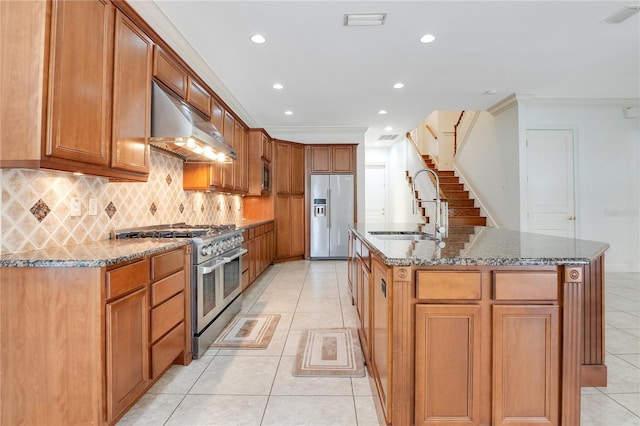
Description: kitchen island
348,223,609,426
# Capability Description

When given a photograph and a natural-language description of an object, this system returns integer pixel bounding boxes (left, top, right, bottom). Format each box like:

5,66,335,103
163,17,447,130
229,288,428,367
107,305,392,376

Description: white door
526,129,576,238
365,164,388,223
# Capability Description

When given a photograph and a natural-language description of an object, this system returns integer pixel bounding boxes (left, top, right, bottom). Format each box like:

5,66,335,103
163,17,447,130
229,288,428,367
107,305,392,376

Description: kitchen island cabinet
349,224,609,425
0,241,192,425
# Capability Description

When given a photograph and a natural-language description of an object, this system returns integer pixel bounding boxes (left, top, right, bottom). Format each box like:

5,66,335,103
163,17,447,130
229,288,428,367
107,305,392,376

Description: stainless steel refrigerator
310,174,354,258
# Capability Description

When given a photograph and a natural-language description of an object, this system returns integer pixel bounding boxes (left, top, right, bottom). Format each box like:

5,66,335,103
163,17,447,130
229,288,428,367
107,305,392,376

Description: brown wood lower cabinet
0,245,191,425
106,286,150,422
243,221,275,290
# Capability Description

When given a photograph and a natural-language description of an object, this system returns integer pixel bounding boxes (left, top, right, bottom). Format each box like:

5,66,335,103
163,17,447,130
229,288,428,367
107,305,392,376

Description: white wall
455,108,521,229
521,100,640,272
365,140,422,224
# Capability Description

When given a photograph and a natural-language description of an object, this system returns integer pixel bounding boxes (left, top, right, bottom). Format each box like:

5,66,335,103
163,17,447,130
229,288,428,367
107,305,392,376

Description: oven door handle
223,248,248,263
198,259,227,275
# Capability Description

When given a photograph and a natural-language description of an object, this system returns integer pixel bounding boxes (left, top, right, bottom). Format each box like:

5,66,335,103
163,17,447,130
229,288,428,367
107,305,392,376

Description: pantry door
526,129,576,238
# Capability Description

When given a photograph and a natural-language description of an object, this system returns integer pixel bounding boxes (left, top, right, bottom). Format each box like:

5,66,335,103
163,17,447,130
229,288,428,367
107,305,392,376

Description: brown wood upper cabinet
111,10,153,174
0,0,153,181
153,46,212,118
247,129,272,195
310,144,356,174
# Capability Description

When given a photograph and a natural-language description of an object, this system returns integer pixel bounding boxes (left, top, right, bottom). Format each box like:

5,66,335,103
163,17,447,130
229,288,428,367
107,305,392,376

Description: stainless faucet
413,168,446,234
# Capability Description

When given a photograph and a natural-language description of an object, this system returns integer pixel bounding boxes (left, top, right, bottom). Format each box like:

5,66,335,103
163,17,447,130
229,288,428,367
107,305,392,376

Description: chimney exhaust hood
150,82,236,163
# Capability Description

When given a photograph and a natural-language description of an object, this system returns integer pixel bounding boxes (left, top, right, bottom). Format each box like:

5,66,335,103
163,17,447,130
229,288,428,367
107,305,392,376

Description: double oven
192,229,246,358
113,223,246,359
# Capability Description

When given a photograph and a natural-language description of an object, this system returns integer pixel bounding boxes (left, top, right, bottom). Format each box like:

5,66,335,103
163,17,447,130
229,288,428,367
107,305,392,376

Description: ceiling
130,1,640,146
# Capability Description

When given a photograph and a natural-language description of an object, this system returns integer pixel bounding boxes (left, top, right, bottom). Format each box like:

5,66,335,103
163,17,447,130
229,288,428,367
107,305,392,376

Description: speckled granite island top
0,238,191,268
350,223,609,266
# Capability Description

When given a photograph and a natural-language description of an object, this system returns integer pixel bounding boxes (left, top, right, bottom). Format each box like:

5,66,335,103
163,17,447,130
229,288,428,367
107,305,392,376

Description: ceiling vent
378,134,398,141
343,13,387,26
602,5,640,23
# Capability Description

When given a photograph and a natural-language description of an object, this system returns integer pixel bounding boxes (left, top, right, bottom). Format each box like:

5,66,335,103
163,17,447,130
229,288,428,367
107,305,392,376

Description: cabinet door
46,0,113,166
492,305,559,425
261,132,272,161
415,304,481,426
290,144,305,195
310,146,331,173
371,258,392,422
187,77,211,117
153,47,187,98
275,142,291,194
332,146,354,173
222,111,235,189
111,10,152,174
240,126,249,191
233,121,247,192
290,194,305,256
106,287,149,423
275,194,291,259
357,257,371,362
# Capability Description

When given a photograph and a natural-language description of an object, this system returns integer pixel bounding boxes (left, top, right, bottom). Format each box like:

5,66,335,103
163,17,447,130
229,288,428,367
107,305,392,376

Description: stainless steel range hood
150,82,236,163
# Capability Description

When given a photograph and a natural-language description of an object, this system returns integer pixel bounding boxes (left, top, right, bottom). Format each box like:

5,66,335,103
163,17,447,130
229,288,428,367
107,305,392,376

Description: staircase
423,156,486,227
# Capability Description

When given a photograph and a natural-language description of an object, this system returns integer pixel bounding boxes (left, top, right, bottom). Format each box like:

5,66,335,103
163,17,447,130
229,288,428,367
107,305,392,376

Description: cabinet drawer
150,292,185,342
151,321,185,378
106,259,150,300
248,227,255,239
150,270,185,307
493,272,558,301
356,240,371,270
151,248,184,280
416,271,482,300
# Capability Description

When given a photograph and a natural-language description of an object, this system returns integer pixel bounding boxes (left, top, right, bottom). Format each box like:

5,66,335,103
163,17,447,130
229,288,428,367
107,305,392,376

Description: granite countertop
0,238,191,268
350,223,609,267
0,219,276,268
236,218,274,229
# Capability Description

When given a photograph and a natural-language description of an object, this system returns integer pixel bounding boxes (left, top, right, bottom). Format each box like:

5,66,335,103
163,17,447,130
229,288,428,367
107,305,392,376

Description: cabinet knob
568,216,576,221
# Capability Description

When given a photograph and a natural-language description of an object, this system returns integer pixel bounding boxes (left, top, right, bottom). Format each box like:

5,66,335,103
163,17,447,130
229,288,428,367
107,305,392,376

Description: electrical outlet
89,198,98,216
71,198,81,217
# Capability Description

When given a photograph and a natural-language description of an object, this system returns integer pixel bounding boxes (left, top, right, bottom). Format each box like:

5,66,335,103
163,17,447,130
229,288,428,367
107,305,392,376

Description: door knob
568,216,576,221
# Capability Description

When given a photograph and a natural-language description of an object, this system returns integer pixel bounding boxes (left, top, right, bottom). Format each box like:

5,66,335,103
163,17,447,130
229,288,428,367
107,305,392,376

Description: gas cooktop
111,223,236,239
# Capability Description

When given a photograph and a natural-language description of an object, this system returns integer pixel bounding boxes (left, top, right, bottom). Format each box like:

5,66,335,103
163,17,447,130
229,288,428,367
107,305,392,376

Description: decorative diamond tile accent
105,201,117,219
0,151,244,254
150,202,157,216
30,199,51,222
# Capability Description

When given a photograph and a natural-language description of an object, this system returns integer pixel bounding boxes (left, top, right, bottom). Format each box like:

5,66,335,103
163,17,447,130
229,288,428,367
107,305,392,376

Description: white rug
293,328,365,377
211,313,280,349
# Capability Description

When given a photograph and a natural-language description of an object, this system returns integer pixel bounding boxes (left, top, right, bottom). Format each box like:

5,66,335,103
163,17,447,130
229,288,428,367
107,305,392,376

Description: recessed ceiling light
250,34,266,44
273,83,284,90
393,83,404,89
483,89,497,95
419,34,436,44
385,126,393,131
343,13,387,26
284,110,293,115
378,110,387,115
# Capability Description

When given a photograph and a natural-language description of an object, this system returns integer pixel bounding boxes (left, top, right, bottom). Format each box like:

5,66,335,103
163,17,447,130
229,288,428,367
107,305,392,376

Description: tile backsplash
0,150,243,254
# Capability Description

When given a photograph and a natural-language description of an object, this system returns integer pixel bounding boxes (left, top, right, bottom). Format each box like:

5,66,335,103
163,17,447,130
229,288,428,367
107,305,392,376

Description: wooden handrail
425,124,438,140
453,110,465,155
405,132,447,201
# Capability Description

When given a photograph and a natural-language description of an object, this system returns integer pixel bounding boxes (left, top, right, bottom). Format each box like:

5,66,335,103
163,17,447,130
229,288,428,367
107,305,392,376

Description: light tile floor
118,262,639,425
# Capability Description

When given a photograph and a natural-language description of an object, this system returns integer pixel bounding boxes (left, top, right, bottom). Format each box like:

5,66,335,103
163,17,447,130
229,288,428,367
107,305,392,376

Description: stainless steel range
113,223,246,358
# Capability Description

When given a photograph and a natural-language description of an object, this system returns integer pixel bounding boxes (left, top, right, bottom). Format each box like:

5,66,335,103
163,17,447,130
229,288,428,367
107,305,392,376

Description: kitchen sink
368,231,440,241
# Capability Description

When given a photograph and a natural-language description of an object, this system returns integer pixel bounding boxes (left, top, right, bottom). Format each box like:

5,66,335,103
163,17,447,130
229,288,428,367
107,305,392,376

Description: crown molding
127,1,257,127
266,126,368,144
